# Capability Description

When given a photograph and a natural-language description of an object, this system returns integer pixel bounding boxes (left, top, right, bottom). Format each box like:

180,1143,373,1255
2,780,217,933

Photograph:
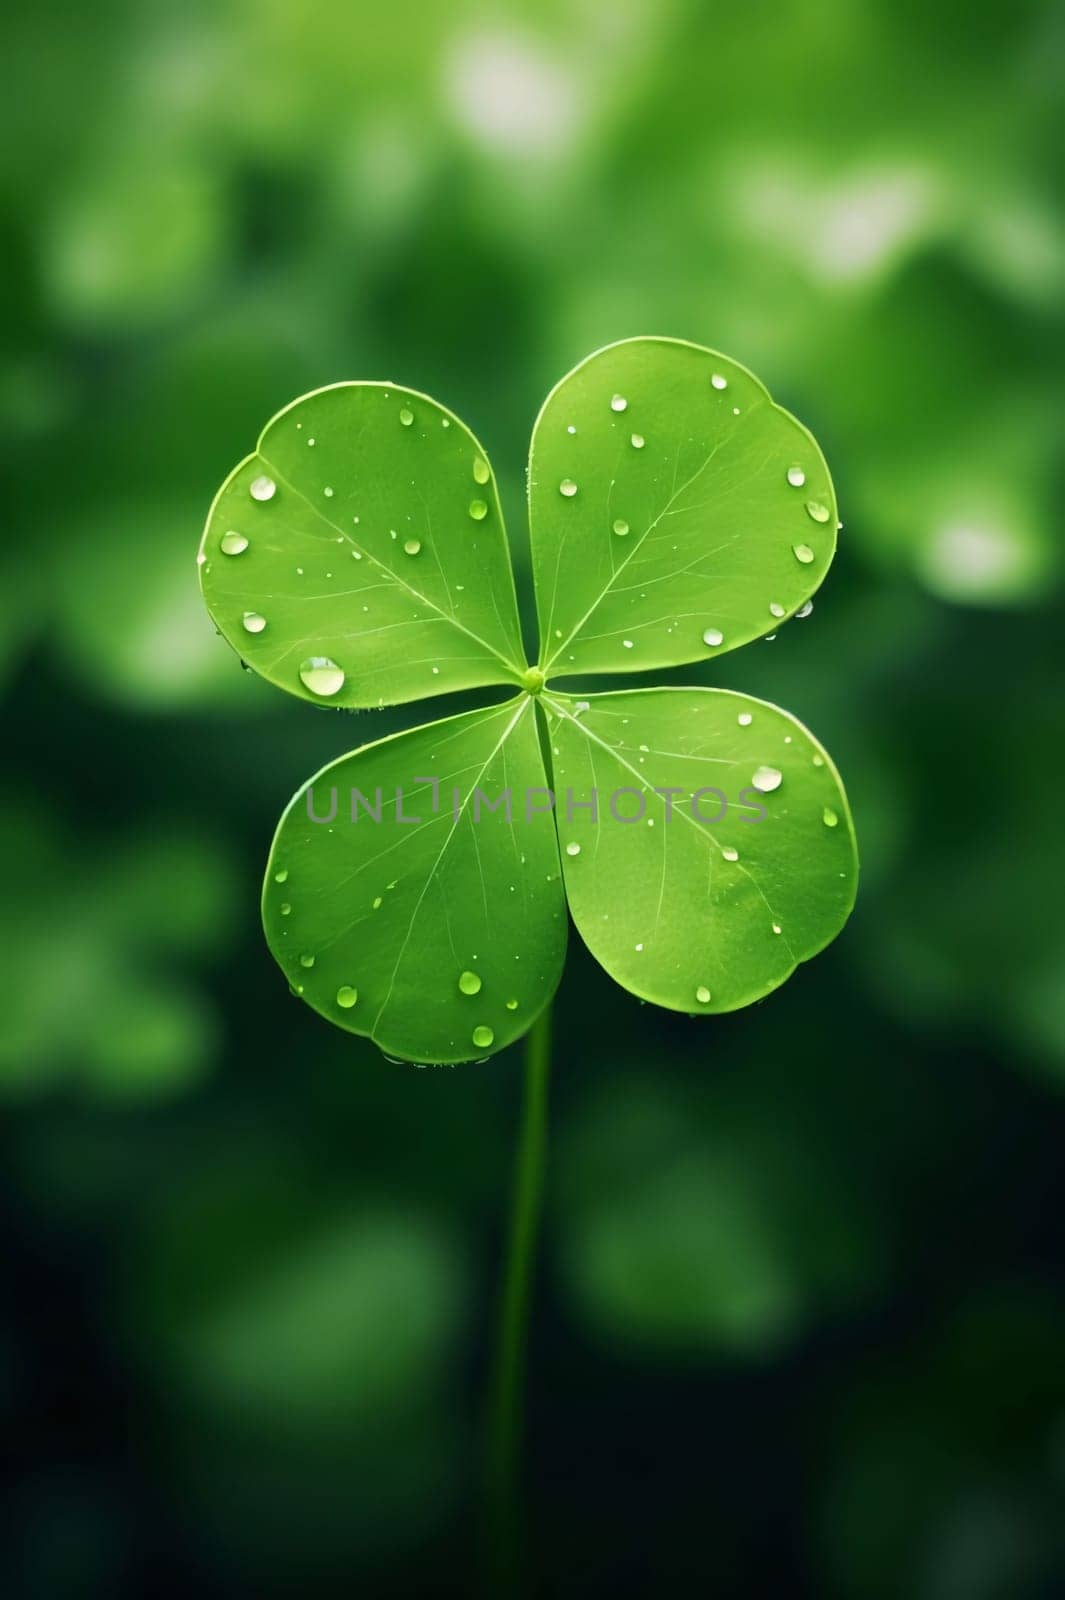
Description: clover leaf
199,338,858,1064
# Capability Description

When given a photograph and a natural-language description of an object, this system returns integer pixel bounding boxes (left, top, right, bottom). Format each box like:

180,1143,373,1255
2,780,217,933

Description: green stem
484,1001,553,1593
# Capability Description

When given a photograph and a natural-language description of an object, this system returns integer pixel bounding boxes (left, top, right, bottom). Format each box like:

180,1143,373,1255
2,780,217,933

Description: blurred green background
3,0,1064,1594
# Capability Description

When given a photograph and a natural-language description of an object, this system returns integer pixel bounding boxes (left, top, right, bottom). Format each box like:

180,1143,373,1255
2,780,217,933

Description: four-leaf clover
198,338,858,1063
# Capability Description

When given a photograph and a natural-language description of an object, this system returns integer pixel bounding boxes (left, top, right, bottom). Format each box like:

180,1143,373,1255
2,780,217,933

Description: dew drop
622,639,634,649
559,478,578,497
787,466,806,488
721,846,739,862
695,985,712,1004
630,433,645,449
458,970,482,995
710,373,728,390
806,501,831,524
769,602,785,618
299,656,345,696
702,626,724,647
812,754,825,767
822,806,839,828
472,1025,494,1049
796,599,814,618
737,711,753,726
299,953,316,968
772,922,782,935
505,998,518,1011
324,486,334,499
220,530,248,556
473,457,490,484
469,499,488,520
274,869,288,883
403,538,422,556
336,985,358,1008
612,518,630,537
399,407,414,427
565,842,581,857
751,765,782,793
249,474,276,502
242,611,267,635
610,394,628,412
280,902,291,916
793,543,815,564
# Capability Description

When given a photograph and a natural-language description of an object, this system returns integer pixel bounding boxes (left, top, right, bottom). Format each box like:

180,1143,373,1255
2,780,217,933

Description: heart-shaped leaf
529,338,836,678
199,383,527,709
262,696,567,1063
543,686,857,1012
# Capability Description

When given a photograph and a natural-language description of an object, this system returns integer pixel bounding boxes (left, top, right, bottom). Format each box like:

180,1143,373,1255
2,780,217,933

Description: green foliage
557,1073,880,1358
546,687,855,1012
530,341,836,675
262,699,567,1062
202,339,858,1062
202,383,525,708
0,802,236,1098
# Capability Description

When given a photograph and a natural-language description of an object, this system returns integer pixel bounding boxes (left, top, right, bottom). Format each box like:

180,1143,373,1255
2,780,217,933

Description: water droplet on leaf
751,765,782,793
458,970,482,995
299,656,345,696
242,611,266,633
793,543,815,564
249,474,276,502
220,530,248,556
336,986,358,1008
559,478,578,497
